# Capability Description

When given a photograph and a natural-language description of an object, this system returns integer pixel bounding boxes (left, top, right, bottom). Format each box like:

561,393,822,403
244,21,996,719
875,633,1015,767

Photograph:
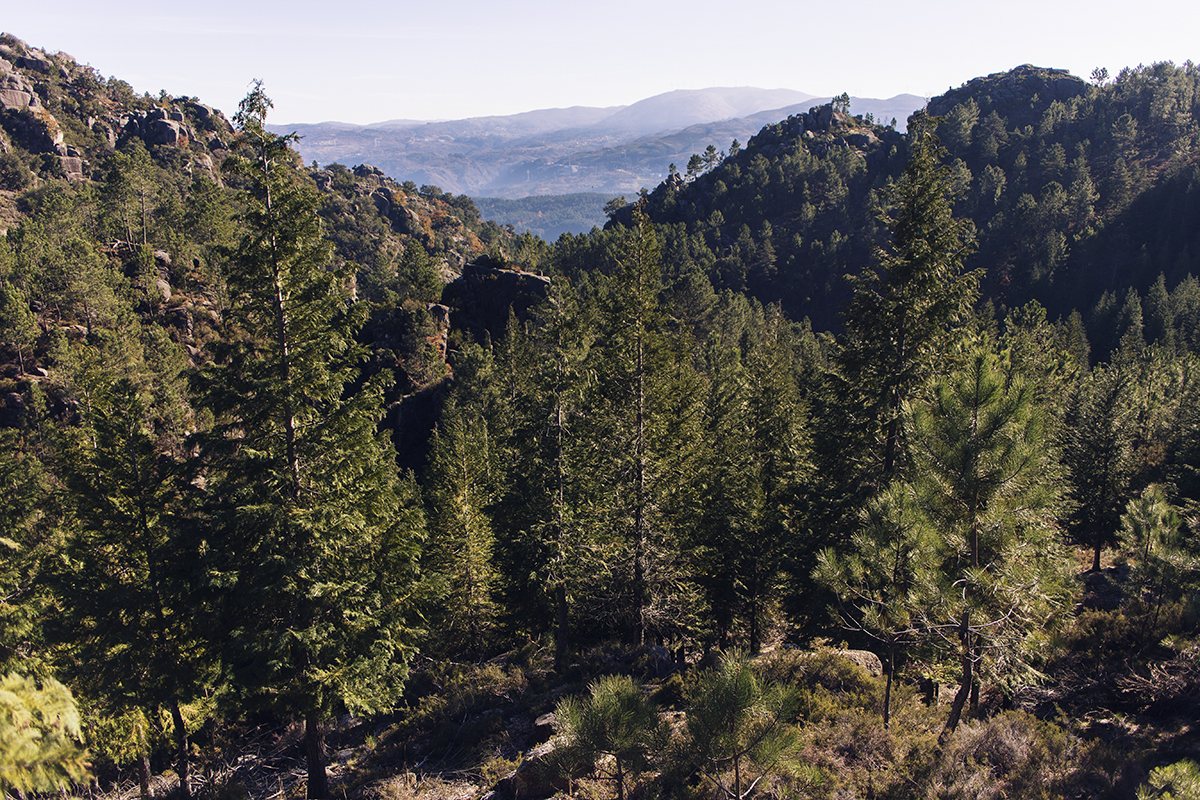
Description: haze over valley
273,88,926,199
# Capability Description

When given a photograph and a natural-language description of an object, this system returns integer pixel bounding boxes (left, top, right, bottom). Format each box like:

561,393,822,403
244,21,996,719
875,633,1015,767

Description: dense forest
4,32,1200,800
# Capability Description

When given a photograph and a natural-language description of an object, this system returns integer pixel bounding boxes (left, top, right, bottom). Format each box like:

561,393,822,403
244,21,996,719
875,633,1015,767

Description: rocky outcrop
121,106,191,147
838,649,883,677
928,64,1088,129
58,155,84,181
486,739,579,800
0,57,40,112
443,257,551,342
746,102,901,164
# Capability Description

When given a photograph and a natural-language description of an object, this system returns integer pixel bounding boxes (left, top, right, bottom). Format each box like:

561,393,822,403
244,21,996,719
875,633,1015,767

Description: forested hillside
618,64,1200,358
4,32,1200,800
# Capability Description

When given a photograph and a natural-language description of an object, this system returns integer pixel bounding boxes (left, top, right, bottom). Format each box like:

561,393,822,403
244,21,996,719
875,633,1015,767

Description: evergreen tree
552,674,665,800
817,482,934,728
1062,363,1137,572
0,427,53,675
1120,484,1198,639
909,343,1068,743
591,208,685,645
194,84,423,799
1146,272,1176,351
682,649,798,800
99,139,157,246
694,307,807,653
0,279,38,375
490,284,604,667
832,109,979,505
56,378,206,799
423,400,499,657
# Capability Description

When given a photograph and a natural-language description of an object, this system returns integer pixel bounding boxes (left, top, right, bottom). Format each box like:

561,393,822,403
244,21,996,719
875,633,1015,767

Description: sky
4,0,1198,125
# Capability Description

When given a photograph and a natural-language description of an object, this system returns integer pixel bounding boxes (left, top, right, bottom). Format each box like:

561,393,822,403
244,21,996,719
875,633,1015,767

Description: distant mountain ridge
273,87,926,199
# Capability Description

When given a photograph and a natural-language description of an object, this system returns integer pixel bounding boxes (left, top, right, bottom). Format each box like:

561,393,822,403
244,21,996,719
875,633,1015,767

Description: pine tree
0,279,38,375
0,427,52,675
1062,362,1137,572
194,83,423,799
552,674,666,800
817,482,934,728
694,307,807,653
1120,484,1197,640
811,111,979,637
908,343,1069,743
490,284,604,668
682,650,798,800
591,208,688,645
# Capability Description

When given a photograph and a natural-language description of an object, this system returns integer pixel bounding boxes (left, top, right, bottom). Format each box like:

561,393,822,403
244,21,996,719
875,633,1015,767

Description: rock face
488,740,578,800
837,649,883,677
443,257,552,342
0,58,40,111
122,107,192,147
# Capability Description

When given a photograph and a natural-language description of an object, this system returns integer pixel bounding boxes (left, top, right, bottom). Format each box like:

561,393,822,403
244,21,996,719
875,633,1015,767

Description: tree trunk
883,641,895,730
305,714,328,799
748,562,760,655
634,337,647,647
170,700,191,800
137,752,152,800
555,583,569,672
939,613,973,746
554,398,570,673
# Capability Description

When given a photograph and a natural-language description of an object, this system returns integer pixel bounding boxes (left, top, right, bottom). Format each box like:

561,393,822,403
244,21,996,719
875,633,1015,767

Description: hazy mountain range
273,87,926,200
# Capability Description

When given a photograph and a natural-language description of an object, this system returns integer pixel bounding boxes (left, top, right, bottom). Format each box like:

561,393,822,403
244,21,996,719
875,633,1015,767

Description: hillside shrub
927,710,1072,800
0,152,32,191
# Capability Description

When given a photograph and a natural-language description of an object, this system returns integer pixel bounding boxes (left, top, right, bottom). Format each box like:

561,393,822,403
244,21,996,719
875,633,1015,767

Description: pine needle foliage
424,401,499,657
817,481,936,728
552,674,666,800
835,110,979,492
682,650,798,800
909,342,1069,743
57,377,206,798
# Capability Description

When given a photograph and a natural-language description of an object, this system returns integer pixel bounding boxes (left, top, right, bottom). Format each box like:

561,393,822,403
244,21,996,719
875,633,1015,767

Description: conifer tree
1062,362,1137,572
0,427,52,674
695,307,807,653
811,111,978,635
682,650,798,800
552,674,665,800
56,378,206,799
817,482,934,728
424,400,499,657
909,343,1068,743
194,83,423,799
834,110,979,492
490,285,603,668
591,208,682,645
0,280,37,375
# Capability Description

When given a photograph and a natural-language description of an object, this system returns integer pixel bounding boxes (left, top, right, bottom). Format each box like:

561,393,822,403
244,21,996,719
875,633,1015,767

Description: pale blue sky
4,0,1197,124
